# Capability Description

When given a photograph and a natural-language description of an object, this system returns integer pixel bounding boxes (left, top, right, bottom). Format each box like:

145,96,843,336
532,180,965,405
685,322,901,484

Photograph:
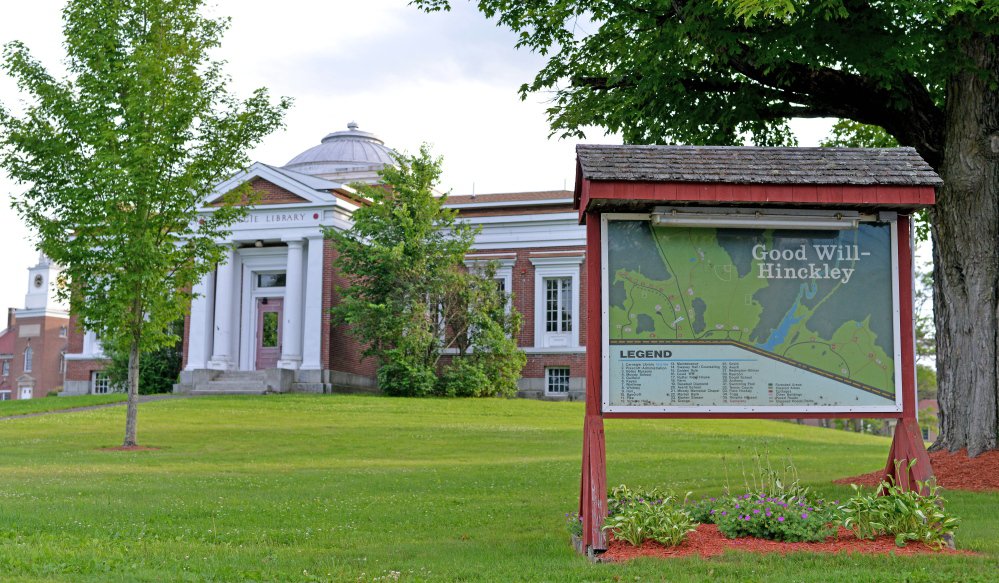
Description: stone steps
190,371,270,395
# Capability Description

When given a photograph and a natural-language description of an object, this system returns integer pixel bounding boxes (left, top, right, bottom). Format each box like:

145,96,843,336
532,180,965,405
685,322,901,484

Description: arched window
24,346,33,372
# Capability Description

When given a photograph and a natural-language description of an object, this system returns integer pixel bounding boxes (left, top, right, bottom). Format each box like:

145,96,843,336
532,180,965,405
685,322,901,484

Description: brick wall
324,240,378,380
213,177,310,206
476,246,588,350
10,313,70,397
65,359,107,384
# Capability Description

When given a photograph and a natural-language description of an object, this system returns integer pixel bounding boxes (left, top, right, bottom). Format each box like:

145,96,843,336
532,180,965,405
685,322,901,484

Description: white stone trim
531,255,582,349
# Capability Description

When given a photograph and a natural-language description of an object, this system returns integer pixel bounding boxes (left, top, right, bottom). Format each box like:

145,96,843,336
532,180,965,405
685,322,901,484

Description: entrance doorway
19,385,33,400
255,297,283,370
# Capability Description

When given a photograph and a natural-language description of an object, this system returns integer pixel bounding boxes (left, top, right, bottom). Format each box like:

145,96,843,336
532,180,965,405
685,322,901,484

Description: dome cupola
282,122,395,182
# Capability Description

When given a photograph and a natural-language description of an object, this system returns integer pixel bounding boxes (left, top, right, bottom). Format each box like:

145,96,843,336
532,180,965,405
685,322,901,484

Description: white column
301,236,324,370
184,271,215,371
207,245,236,370
277,239,304,370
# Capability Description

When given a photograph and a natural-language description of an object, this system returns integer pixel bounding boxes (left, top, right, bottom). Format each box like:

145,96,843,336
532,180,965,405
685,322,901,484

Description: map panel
604,217,900,412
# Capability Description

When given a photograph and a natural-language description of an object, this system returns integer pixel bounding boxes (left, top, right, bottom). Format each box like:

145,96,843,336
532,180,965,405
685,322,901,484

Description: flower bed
600,524,972,562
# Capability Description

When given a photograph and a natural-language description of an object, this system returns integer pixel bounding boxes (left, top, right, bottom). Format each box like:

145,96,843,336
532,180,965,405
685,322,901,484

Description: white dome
283,122,395,177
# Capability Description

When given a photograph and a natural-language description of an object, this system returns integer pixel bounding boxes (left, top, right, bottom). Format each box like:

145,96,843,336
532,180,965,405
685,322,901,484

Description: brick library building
49,123,588,400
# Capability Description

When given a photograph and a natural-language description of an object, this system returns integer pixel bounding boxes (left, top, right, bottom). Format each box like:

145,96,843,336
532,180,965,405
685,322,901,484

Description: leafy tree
328,146,525,397
105,319,184,395
0,0,289,446
415,0,999,456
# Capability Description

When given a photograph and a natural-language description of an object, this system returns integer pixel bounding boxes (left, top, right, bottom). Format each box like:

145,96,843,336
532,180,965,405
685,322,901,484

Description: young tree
0,0,289,446
328,146,525,397
415,0,999,456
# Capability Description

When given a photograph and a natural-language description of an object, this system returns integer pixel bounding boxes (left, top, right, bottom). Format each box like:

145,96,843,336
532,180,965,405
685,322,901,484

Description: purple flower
777,516,785,522
753,509,761,514
802,513,809,519
710,509,715,514
709,498,716,502
720,511,727,516
744,516,751,521
765,511,772,517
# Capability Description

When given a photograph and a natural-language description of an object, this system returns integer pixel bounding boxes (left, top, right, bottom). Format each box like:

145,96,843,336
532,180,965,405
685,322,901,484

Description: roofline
445,198,573,209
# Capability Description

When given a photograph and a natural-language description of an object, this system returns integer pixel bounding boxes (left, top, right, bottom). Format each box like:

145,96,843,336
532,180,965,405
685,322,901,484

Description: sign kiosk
572,145,942,553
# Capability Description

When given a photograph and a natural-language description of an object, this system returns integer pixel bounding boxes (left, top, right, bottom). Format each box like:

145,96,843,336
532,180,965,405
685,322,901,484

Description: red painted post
883,214,933,493
579,211,608,552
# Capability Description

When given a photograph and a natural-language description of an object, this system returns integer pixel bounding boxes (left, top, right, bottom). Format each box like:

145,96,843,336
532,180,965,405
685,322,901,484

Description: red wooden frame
579,209,932,553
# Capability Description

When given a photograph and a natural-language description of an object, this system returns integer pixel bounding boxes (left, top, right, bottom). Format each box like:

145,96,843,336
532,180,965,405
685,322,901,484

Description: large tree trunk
123,337,140,447
930,32,999,458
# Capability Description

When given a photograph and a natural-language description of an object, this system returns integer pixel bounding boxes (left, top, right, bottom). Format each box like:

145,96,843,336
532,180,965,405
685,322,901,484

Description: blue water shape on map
757,283,809,351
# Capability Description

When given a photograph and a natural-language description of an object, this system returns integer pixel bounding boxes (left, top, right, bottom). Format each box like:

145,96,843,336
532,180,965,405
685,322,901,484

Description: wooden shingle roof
576,145,943,187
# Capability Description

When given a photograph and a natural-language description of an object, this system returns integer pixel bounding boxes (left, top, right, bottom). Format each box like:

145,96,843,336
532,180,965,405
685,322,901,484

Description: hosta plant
840,473,960,549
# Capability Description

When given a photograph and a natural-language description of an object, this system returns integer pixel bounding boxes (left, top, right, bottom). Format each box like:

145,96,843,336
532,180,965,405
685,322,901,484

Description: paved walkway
0,394,191,421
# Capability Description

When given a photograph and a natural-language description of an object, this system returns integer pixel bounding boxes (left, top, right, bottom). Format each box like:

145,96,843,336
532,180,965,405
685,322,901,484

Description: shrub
840,473,960,548
564,512,583,538
376,352,437,397
686,496,723,524
602,485,697,547
714,494,838,542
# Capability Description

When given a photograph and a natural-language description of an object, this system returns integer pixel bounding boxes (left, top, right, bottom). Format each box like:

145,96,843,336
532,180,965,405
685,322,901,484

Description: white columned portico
301,236,324,370
184,271,215,370
277,239,304,369
207,245,237,370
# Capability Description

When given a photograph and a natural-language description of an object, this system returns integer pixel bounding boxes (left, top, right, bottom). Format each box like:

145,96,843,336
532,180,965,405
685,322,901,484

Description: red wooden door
255,297,283,370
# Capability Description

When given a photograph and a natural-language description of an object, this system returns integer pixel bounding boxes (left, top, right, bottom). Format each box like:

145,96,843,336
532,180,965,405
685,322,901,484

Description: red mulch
833,449,999,492
600,524,968,562
99,445,160,451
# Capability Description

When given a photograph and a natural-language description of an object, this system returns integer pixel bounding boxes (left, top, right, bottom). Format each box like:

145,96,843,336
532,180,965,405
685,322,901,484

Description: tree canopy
416,0,999,456
0,0,289,445
327,146,525,398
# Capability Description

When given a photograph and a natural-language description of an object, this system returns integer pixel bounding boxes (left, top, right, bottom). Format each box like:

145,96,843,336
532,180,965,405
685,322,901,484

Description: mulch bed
600,525,969,561
833,449,999,492
599,449,995,562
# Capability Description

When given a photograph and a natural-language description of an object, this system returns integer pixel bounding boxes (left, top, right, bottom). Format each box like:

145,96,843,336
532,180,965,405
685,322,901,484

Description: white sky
0,0,835,314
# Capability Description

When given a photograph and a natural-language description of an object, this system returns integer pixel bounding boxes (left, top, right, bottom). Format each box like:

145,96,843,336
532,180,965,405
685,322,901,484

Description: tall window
59,326,68,338
1,361,8,376
545,277,573,333
59,351,66,374
531,255,583,349
23,346,33,372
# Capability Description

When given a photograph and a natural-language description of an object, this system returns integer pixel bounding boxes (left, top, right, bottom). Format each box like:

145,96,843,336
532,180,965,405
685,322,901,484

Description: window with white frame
544,277,573,333
1,360,8,377
23,346,33,372
0,391,9,401
530,255,583,348
546,367,571,394
59,351,66,374
59,325,68,338
92,371,111,394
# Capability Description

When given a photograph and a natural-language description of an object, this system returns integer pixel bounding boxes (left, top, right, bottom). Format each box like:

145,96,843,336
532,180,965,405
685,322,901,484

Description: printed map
605,219,898,410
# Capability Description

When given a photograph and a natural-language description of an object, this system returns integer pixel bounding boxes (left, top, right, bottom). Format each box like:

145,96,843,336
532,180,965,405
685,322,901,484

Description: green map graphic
607,220,896,399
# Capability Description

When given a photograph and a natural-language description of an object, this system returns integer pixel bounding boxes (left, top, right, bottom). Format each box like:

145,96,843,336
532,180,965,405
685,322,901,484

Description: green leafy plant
714,494,838,542
603,486,696,547
840,465,960,549
564,513,583,538
739,448,813,502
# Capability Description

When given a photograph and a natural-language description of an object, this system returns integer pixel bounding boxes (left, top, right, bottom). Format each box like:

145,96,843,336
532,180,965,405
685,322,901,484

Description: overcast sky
0,0,834,315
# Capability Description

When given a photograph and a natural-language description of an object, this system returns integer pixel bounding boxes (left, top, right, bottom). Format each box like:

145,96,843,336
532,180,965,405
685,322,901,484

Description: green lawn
0,393,126,417
0,395,994,582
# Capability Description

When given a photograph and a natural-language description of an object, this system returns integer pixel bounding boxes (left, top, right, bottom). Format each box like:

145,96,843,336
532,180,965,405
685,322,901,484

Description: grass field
0,394,995,582
0,393,126,418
